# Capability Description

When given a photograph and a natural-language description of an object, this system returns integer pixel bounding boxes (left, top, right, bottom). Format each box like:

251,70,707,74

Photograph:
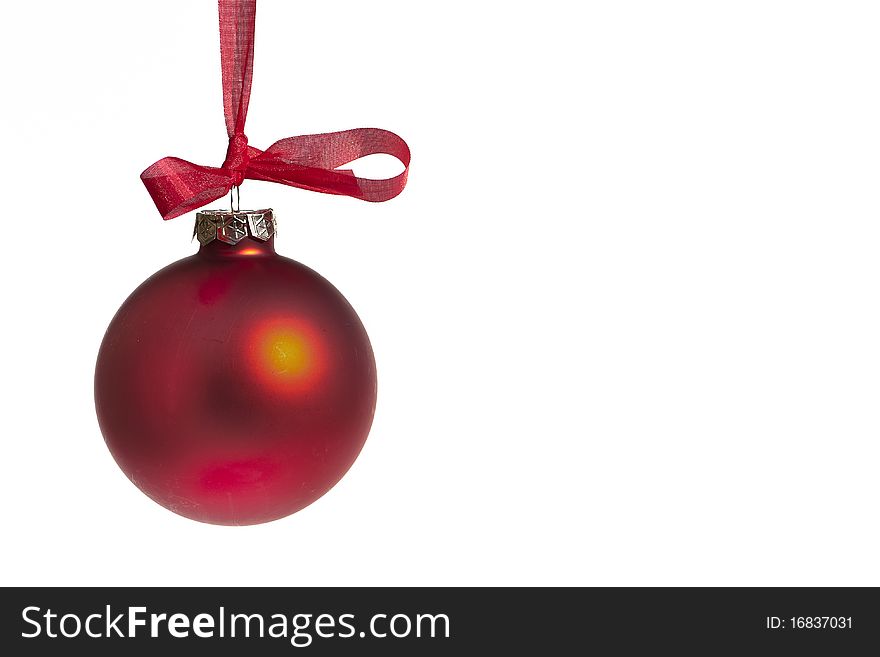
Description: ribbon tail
141,157,234,220
250,128,410,202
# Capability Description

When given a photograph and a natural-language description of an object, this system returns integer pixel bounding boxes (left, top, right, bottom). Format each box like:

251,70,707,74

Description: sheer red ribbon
141,0,410,220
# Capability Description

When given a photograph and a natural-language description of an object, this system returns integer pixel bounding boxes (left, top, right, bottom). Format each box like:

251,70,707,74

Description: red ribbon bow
141,0,410,220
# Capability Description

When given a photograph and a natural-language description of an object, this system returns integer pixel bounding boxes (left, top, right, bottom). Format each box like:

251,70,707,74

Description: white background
1,1,879,586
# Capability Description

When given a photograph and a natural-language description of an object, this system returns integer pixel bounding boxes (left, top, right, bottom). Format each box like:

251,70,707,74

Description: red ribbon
141,0,410,220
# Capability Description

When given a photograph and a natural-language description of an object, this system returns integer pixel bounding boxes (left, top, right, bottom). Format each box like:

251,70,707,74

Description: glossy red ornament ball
94,211,376,525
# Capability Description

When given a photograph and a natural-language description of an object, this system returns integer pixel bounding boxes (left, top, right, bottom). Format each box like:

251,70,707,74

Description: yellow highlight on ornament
263,330,311,377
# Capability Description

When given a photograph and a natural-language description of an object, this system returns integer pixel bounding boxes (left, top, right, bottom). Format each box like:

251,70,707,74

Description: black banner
1,587,877,654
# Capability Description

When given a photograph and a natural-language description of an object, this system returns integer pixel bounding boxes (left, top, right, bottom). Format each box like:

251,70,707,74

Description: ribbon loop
141,0,409,221
221,134,250,187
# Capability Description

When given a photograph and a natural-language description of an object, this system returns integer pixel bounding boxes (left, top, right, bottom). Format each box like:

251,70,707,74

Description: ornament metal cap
194,209,276,246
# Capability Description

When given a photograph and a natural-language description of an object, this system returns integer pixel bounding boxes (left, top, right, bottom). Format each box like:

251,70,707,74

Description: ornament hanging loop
230,185,241,212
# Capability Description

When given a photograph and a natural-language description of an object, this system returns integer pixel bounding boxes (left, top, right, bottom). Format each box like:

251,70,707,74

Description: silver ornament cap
194,209,276,246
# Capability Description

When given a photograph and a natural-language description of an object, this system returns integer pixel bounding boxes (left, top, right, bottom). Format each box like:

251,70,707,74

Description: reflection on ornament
265,330,310,376
248,317,327,393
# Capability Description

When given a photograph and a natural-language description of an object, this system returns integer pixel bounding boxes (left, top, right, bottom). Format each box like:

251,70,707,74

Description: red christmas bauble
94,210,376,525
